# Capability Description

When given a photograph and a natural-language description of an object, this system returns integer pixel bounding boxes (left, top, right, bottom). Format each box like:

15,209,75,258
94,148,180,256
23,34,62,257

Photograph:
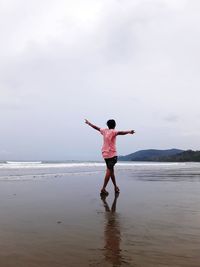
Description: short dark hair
107,119,116,129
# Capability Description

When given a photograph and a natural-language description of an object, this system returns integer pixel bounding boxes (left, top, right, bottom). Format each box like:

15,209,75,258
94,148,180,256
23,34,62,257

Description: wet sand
1,168,200,267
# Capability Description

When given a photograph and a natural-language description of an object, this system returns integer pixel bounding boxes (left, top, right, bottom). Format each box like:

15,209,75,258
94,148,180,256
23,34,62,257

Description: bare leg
110,169,117,187
101,168,111,192
110,168,120,192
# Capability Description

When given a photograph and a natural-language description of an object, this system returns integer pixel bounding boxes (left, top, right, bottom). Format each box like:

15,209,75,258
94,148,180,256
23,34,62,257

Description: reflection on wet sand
101,193,123,266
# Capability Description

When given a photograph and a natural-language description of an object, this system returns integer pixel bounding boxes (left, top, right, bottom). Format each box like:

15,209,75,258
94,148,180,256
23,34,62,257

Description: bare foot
100,189,109,196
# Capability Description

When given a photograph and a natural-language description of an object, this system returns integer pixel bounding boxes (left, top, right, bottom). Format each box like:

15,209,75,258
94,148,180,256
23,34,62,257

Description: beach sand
1,169,200,267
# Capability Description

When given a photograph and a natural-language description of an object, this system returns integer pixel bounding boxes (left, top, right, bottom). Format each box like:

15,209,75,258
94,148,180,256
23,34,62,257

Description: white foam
6,161,42,165
0,161,187,169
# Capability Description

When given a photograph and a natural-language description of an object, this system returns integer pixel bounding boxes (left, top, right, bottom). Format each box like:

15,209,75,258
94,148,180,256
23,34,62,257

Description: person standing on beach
85,119,135,195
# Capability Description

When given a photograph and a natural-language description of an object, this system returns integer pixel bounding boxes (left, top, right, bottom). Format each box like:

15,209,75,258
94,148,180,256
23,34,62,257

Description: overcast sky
0,0,200,160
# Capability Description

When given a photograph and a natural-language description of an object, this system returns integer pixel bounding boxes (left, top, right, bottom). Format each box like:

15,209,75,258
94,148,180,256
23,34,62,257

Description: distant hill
118,149,184,161
158,150,200,162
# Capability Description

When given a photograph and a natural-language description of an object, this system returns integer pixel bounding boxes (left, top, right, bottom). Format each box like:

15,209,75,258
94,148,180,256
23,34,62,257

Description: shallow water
0,162,200,266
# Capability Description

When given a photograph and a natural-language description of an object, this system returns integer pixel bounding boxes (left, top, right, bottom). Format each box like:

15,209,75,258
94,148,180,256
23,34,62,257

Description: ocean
1,160,200,182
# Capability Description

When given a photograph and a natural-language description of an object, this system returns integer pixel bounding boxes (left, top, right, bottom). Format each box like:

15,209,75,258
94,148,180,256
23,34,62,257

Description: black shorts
104,156,118,170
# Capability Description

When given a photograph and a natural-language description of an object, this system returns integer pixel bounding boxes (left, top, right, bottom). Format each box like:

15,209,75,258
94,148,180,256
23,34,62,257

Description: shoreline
0,169,200,266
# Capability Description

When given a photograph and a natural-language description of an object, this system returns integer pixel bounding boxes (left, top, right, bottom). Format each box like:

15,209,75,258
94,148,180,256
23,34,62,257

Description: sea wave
6,161,42,165
0,161,199,182
0,161,187,169
2,162,105,169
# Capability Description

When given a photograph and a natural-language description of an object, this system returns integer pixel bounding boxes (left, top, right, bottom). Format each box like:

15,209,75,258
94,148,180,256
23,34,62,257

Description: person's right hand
130,130,135,134
85,119,89,124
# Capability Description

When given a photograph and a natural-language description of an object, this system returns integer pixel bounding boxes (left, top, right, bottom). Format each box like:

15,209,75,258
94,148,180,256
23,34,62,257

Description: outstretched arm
85,119,100,131
117,130,135,135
